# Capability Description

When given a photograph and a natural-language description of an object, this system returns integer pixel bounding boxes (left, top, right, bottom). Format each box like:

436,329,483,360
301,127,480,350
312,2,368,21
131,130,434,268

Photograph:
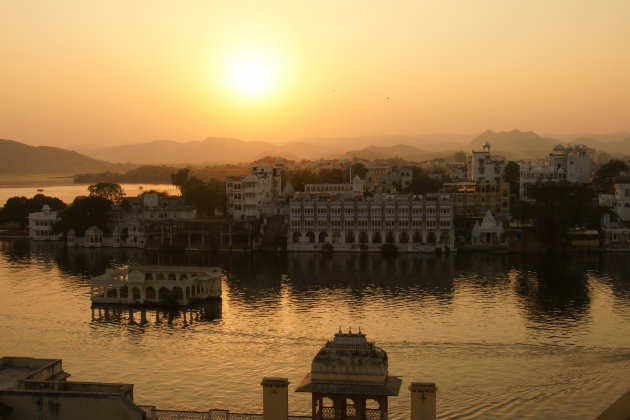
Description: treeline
74,164,250,184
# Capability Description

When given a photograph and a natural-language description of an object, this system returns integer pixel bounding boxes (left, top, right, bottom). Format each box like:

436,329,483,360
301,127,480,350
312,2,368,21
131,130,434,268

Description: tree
53,196,112,235
525,181,605,251
504,161,520,199
593,160,629,193
181,180,226,218
0,194,66,228
350,162,368,179
405,167,443,195
88,183,125,204
171,168,191,193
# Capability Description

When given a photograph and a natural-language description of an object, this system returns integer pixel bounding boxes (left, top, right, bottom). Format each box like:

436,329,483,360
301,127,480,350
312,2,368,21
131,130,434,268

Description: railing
137,407,312,420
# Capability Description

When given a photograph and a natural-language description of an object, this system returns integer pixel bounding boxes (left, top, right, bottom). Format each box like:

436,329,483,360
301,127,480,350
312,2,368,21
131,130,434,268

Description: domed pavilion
295,328,402,419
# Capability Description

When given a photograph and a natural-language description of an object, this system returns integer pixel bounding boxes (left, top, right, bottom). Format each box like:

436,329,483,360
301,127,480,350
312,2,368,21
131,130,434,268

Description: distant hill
340,144,449,162
0,139,131,175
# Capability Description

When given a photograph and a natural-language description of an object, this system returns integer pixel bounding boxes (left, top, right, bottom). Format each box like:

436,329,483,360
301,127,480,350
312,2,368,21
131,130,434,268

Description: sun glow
226,50,279,99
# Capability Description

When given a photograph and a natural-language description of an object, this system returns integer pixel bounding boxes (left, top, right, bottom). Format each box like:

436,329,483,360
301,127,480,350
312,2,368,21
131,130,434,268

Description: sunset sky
1,0,629,147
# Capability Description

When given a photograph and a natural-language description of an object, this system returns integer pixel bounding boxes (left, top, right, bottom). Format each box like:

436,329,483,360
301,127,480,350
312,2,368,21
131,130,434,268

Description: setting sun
226,50,278,99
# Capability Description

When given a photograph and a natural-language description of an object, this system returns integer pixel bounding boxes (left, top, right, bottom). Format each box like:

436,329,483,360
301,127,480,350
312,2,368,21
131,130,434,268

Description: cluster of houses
26,142,630,252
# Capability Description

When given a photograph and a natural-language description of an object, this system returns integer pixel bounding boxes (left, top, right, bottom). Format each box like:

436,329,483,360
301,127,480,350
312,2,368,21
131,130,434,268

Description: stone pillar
409,382,437,420
261,377,289,420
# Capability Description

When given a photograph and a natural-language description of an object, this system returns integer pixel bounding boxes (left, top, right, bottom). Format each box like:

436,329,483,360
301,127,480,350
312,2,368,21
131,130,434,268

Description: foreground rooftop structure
296,328,402,419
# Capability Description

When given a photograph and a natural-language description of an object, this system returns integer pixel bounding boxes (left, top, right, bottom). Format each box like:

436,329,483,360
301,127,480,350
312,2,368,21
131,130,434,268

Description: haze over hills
57,129,630,167
0,139,132,176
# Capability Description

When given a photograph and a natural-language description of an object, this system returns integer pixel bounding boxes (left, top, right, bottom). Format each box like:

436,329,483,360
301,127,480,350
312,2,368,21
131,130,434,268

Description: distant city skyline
1,1,629,147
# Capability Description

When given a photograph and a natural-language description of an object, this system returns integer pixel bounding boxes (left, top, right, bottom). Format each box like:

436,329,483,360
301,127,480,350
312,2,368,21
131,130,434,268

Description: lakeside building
599,173,630,251
440,180,509,246
226,163,283,220
90,266,223,305
470,210,507,248
467,142,506,183
0,331,440,420
66,193,197,249
519,144,592,199
287,193,455,252
27,205,61,241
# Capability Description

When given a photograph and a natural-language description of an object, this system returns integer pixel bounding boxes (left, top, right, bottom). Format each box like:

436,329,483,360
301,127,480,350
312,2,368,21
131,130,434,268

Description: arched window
426,232,437,244
146,287,156,299
292,231,302,243
145,273,153,281
332,231,341,244
385,232,395,244
345,231,355,243
399,232,409,243
440,231,450,245
412,232,422,243
372,232,382,243
132,287,141,300
318,232,328,243
306,232,315,243
168,273,176,281
359,232,368,244
179,274,188,281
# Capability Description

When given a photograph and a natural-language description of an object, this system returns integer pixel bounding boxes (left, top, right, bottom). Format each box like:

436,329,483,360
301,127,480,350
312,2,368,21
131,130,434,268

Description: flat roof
0,367,35,390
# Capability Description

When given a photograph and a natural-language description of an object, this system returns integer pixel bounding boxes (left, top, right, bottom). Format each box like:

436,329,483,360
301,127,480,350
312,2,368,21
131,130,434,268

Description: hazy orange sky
1,1,629,147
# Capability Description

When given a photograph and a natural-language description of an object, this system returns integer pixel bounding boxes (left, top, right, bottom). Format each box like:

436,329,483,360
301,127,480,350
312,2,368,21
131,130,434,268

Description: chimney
261,377,289,420
409,382,437,420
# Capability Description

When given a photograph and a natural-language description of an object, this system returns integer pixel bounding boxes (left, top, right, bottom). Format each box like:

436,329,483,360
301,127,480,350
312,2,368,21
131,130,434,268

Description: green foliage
74,165,177,184
0,194,66,228
524,181,604,251
53,196,112,235
593,160,629,193
405,167,443,195
286,169,322,192
88,183,125,204
350,162,368,179
171,168,191,193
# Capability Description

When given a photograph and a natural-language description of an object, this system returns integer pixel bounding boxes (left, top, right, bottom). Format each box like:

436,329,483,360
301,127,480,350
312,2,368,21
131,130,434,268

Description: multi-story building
443,180,510,218
467,142,506,182
27,205,62,241
287,193,455,252
226,164,283,220
304,176,364,195
520,144,592,199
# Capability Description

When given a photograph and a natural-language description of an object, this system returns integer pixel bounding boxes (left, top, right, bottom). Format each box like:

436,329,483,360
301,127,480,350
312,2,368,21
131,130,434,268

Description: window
371,220,381,228
384,220,395,228
399,221,408,228
317,208,327,214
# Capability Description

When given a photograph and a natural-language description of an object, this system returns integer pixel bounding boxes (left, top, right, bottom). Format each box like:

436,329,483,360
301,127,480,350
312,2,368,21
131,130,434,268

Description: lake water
0,183,179,205
1,240,629,419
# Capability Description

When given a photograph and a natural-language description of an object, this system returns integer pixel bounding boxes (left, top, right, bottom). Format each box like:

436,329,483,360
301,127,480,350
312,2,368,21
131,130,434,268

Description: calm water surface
1,240,629,419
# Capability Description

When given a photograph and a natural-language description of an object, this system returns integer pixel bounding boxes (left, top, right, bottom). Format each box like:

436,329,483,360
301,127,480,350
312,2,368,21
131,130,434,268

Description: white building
520,144,592,198
467,142,506,182
471,210,506,247
90,266,223,305
288,193,455,252
226,164,283,220
28,205,62,241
